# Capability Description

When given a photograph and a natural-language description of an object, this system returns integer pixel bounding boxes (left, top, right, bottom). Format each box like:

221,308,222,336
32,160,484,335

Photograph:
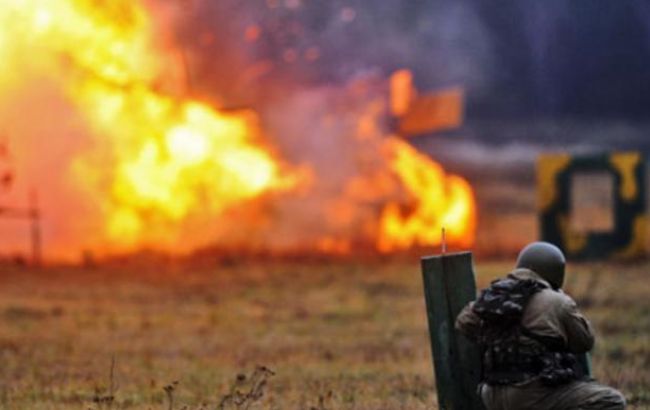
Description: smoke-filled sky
171,0,650,171
176,0,650,119
175,0,650,183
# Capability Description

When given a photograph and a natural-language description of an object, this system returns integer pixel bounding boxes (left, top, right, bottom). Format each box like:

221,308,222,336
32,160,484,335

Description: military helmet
515,242,566,289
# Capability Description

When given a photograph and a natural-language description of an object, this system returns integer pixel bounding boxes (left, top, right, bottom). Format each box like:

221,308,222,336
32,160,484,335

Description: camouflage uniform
456,268,626,410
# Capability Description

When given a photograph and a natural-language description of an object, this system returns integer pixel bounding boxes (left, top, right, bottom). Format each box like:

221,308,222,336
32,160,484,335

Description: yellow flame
0,0,299,251
378,138,476,251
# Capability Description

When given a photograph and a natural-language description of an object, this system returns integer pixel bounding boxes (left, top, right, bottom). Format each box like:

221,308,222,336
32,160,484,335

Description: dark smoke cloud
175,0,494,107
177,0,650,120
174,0,650,152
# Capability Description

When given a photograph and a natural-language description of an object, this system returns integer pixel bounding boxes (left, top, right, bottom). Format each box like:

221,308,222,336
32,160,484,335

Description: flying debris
390,69,464,137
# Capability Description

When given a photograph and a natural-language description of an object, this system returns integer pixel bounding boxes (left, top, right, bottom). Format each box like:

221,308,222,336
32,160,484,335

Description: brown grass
0,260,647,409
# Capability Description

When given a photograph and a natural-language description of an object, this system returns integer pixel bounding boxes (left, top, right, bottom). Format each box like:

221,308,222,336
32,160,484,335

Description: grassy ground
0,260,647,409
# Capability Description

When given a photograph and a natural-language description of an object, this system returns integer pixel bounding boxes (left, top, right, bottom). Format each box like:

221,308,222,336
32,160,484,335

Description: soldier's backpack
472,275,547,327
471,274,583,386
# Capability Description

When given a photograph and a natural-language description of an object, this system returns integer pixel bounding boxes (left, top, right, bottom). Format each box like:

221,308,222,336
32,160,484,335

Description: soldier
456,242,626,410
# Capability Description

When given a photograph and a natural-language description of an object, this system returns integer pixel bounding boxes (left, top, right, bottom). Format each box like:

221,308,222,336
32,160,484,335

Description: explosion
0,0,476,259
378,138,476,252
0,0,300,253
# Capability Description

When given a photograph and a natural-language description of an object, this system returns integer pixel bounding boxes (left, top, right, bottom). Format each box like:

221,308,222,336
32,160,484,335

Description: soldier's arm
559,294,595,353
455,301,482,343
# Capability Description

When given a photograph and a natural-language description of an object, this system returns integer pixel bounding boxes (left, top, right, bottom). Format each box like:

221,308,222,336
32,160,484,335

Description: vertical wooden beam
421,252,484,410
29,190,42,266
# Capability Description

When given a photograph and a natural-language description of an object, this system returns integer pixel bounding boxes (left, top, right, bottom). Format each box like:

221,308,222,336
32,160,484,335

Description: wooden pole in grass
421,251,484,410
0,190,43,266
29,190,42,266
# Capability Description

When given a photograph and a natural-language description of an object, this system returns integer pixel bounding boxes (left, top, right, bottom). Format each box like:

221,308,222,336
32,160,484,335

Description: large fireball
0,0,476,258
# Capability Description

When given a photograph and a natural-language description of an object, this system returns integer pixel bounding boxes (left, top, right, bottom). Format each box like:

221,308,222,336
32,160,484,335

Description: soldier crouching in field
456,242,626,410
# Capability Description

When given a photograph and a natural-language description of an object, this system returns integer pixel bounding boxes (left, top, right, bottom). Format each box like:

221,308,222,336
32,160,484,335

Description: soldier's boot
567,382,626,410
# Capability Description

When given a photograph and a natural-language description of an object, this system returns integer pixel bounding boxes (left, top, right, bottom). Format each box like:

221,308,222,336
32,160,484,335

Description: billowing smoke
174,0,494,105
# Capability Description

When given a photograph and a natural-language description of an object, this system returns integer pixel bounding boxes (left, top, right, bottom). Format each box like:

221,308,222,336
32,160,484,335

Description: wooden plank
398,88,463,136
421,252,484,410
441,253,484,410
421,255,458,409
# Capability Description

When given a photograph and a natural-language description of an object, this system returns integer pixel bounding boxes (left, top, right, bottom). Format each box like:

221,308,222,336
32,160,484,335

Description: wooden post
421,252,484,410
0,190,43,265
29,190,42,266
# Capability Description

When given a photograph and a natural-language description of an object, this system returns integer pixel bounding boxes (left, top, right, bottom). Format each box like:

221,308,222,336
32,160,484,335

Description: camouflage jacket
456,268,595,356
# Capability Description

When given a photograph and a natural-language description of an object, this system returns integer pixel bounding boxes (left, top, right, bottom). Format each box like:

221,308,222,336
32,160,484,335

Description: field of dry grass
0,259,647,409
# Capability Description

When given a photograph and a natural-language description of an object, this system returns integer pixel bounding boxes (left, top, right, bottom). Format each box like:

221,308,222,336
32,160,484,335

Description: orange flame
378,138,476,251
